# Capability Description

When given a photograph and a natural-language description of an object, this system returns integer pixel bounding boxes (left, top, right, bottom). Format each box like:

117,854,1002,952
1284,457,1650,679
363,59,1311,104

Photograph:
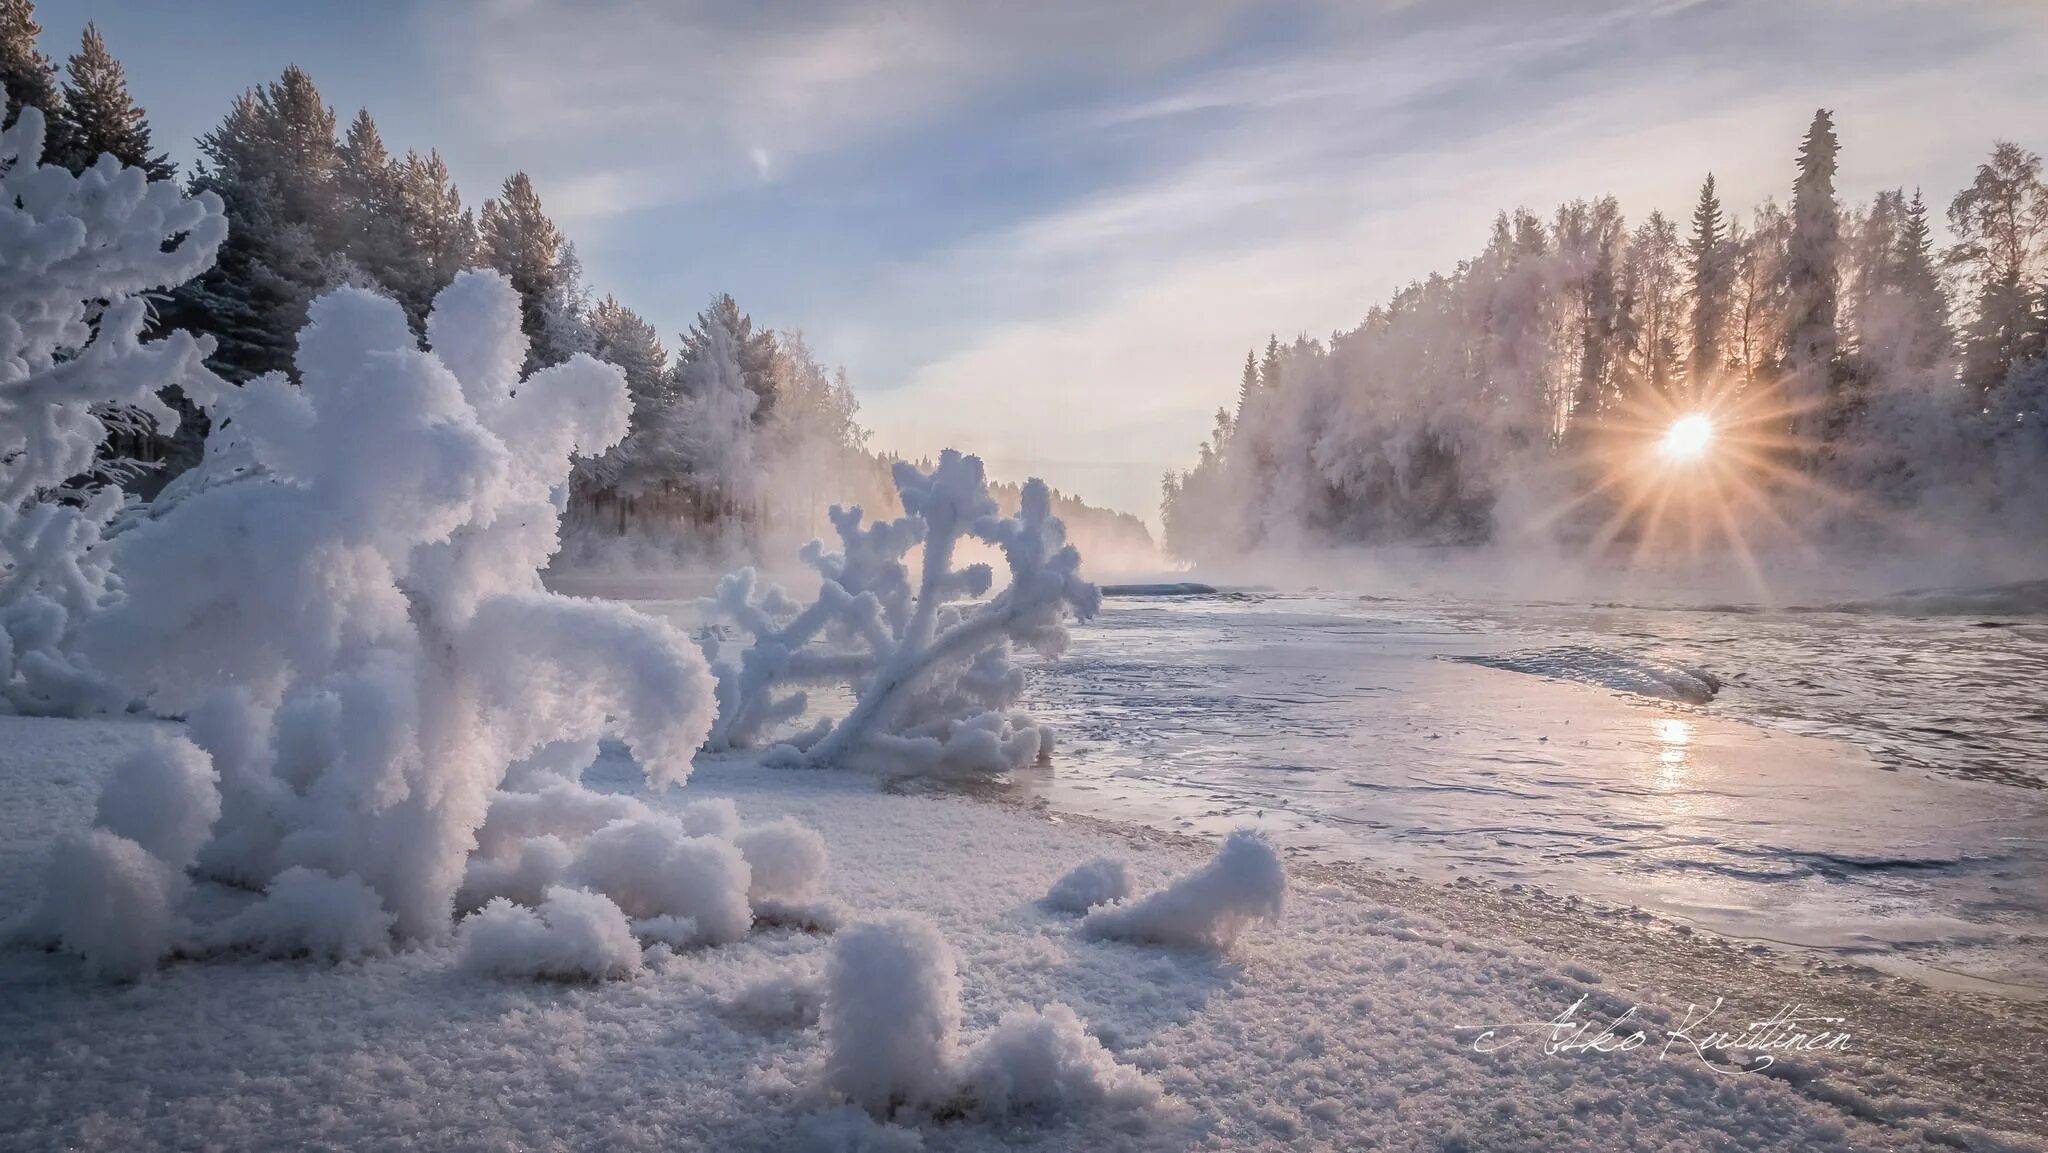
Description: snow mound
1452,646,1722,704
459,886,642,981
563,816,753,945
1082,829,1286,951
678,797,742,839
459,834,575,911
796,1105,926,1153
958,1002,1165,1120
94,734,220,871
730,966,825,1027
735,818,830,902
824,916,962,1115
211,867,395,961
20,829,185,980
473,784,650,859
1042,858,1129,913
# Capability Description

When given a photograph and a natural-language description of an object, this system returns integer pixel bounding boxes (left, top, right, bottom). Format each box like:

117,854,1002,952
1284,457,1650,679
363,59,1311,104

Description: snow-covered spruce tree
71,270,717,954
701,449,1100,777
0,86,226,715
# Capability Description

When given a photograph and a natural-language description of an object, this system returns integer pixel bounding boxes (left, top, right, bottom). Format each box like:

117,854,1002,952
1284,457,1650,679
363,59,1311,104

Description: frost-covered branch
701,449,1100,777
0,88,226,715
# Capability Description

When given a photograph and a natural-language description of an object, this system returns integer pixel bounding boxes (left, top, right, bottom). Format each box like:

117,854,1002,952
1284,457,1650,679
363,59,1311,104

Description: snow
210,867,395,962
561,815,754,945
824,915,964,1116
956,1002,1166,1121
736,817,832,902
1041,858,1130,914
11,828,182,981
92,734,219,871
1081,830,1286,951
458,886,643,981
0,717,2041,1148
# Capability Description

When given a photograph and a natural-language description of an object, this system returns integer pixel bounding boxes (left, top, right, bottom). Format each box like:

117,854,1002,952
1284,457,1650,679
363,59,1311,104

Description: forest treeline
0,0,1155,567
1162,111,2048,559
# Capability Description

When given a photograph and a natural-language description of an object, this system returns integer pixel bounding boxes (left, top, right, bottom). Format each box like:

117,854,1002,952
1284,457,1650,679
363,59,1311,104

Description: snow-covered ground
6,711,2047,1151
1013,587,2048,996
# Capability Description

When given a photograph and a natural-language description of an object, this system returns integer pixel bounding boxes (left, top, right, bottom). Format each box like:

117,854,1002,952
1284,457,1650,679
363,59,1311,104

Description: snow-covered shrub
957,1002,1165,1120
824,915,963,1116
71,272,715,947
472,783,651,859
458,886,642,981
1082,830,1286,951
93,733,220,871
210,867,396,962
561,815,753,945
459,833,576,912
735,818,829,902
0,86,226,716
18,829,185,979
1041,858,1129,914
701,450,1099,777
678,796,741,839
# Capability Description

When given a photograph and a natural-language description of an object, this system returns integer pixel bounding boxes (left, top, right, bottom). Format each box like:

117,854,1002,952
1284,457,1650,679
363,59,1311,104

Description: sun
1657,413,1715,462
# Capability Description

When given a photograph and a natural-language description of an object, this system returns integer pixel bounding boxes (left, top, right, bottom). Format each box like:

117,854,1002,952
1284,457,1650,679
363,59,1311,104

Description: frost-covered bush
825,915,964,1116
1082,830,1286,951
1041,858,1129,914
562,814,753,945
0,87,226,717
458,886,643,981
957,1003,1165,1120
734,818,829,902
68,272,716,948
702,449,1099,777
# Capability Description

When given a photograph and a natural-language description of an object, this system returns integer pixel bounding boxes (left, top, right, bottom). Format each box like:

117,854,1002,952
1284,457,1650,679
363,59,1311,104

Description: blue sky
35,0,2048,524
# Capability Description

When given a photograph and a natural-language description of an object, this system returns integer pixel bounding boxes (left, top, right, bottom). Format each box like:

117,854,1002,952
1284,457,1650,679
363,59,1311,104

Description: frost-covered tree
0,0,68,158
479,172,589,370
334,108,408,294
1687,174,1731,390
679,293,779,424
58,22,170,179
1626,209,1686,401
1948,141,2047,396
388,148,477,329
674,303,761,521
0,87,226,715
1783,109,1842,437
168,65,345,384
701,450,1100,777
573,295,678,502
76,271,716,953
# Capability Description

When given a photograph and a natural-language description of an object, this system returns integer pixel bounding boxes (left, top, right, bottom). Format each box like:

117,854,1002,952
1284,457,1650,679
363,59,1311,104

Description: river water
1016,584,2048,995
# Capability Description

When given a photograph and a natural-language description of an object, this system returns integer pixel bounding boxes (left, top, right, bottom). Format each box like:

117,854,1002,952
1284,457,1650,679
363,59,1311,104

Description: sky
35,0,2048,527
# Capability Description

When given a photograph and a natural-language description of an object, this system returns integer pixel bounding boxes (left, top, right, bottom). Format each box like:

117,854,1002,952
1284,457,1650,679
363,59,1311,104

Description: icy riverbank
4,714,2044,1150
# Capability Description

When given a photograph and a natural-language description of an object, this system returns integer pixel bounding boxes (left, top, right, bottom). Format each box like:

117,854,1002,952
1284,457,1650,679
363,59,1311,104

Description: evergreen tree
334,108,407,292
58,21,170,178
0,0,70,159
389,149,476,328
1947,141,2047,394
1259,334,1283,392
1625,210,1685,399
1732,200,1791,390
1234,349,1258,420
1894,189,1950,369
166,65,344,384
678,293,779,423
479,171,590,368
1782,109,1842,435
1686,174,1731,391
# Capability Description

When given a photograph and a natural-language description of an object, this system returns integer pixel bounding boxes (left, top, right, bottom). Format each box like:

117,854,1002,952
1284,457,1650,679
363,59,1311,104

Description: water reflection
1654,717,1692,786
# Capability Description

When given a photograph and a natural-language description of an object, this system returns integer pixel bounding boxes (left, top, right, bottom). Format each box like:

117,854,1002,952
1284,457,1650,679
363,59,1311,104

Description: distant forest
0,0,1155,568
1162,112,2048,560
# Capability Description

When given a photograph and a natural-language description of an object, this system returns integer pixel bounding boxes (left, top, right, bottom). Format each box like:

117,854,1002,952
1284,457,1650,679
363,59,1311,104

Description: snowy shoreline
5,714,2045,1150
